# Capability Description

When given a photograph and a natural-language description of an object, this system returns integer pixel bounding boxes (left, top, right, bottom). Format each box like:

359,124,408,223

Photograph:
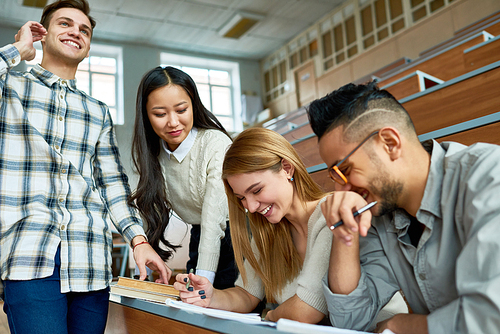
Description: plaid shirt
0,45,145,295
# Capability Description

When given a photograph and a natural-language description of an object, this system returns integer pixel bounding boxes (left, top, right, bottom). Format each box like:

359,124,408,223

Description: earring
289,177,294,182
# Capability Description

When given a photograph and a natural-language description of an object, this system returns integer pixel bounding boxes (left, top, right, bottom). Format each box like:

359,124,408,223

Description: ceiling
0,0,348,60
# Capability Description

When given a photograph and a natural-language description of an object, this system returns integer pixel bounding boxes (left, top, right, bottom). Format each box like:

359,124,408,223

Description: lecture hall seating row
262,11,500,193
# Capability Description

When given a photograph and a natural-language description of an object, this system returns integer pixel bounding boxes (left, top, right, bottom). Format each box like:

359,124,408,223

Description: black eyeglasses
328,131,379,185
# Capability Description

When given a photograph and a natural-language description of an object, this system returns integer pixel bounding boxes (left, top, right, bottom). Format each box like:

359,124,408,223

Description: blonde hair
222,128,325,302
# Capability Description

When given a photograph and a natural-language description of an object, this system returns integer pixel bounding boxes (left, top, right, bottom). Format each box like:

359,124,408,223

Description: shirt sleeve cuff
196,269,215,284
427,300,459,334
1,45,22,68
121,223,147,245
197,251,220,273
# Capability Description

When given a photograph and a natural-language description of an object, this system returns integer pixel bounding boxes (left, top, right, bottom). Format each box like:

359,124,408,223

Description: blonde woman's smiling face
227,168,294,224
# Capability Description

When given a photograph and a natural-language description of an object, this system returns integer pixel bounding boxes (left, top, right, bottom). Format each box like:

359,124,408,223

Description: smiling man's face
42,7,92,67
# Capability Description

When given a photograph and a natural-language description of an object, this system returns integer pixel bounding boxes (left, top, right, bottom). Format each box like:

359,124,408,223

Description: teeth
63,41,80,49
260,205,271,215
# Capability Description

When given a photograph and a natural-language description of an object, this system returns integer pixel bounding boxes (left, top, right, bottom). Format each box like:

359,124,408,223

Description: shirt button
59,116,63,121
11,59,16,64
61,80,66,85
419,273,426,280
60,94,64,99
61,225,66,230
61,169,67,174
55,145,60,150
59,198,64,203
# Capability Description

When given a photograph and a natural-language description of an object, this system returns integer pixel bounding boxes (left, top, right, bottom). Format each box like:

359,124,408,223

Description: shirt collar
31,64,78,91
417,140,444,220
162,127,198,162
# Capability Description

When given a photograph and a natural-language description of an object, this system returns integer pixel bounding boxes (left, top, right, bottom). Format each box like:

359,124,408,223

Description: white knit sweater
235,198,332,315
159,129,232,272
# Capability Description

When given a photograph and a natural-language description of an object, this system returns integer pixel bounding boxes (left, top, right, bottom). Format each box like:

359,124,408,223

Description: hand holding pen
321,192,376,246
330,201,377,230
173,269,213,307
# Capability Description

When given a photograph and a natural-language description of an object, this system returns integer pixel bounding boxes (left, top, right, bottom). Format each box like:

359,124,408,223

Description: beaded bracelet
132,240,148,251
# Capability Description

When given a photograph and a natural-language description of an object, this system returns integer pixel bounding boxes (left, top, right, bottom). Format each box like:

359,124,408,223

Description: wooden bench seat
401,60,500,135
290,135,322,168
263,107,308,134
420,11,500,58
464,35,500,71
282,123,313,142
378,31,493,87
380,70,443,100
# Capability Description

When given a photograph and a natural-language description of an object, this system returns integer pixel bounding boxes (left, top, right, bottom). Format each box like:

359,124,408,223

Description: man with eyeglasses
307,81,500,334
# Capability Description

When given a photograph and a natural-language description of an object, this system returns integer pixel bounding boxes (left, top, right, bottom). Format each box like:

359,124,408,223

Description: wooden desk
105,295,281,334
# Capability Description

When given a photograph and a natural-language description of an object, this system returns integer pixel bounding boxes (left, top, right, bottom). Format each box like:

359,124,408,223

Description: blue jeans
3,247,110,334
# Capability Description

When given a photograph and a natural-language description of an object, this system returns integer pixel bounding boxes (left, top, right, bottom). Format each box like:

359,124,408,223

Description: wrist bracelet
132,240,148,251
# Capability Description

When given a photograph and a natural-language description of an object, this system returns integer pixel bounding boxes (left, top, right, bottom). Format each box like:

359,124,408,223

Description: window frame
25,42,124,125
160,52,242,132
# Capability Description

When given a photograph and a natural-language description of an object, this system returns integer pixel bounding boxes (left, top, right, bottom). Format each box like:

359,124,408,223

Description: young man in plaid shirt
0,1,171,332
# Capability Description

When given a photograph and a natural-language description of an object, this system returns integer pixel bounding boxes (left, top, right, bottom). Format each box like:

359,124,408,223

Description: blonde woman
174,127,369,323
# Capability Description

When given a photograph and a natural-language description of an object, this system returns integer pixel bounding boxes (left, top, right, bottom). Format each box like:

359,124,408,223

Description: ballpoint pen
330,201,377,230
185,268,194,289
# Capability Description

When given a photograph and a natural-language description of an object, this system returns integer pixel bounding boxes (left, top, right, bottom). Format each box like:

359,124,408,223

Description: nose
68,26,81,38
245,197,260,214
167,113,179,128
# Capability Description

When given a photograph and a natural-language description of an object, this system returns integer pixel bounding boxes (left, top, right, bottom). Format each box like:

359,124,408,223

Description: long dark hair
128,66,231,261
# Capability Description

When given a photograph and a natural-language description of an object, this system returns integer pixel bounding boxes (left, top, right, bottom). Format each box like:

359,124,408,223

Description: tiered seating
262,11,500,193
419,10,500,58
377,31,493,87
381,70,443,101
262,106,307,134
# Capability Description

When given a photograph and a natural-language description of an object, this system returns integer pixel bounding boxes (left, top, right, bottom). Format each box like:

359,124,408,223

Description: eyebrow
174,101,188,107
150,101,187,110
234,182,260,197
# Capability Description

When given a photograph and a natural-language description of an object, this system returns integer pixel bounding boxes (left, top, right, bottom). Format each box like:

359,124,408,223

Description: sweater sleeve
196,131,232,272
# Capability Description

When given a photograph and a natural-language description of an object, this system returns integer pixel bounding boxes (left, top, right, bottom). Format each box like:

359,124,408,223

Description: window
321,4,359,71
25,43,124,125
360,0,405,50
411,0,450,23
263,49,288,103
161,53,242,132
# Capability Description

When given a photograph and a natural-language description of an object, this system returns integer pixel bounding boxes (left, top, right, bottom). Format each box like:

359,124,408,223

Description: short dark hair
307,81,415,141
40,0,96,32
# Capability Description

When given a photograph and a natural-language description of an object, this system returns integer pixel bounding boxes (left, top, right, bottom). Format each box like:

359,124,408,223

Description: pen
330,201,377,230
186,268,194,289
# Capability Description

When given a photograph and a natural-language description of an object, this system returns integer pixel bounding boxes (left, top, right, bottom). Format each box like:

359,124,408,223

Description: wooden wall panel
316,63,353,98
295,62,317,107
105,303,215,334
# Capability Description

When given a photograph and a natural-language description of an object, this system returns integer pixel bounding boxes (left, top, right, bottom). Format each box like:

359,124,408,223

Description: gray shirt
323,140,500,333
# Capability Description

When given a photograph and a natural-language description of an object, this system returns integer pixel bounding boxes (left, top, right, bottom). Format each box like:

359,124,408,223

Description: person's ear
281,158,295,179
378,127,402,161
